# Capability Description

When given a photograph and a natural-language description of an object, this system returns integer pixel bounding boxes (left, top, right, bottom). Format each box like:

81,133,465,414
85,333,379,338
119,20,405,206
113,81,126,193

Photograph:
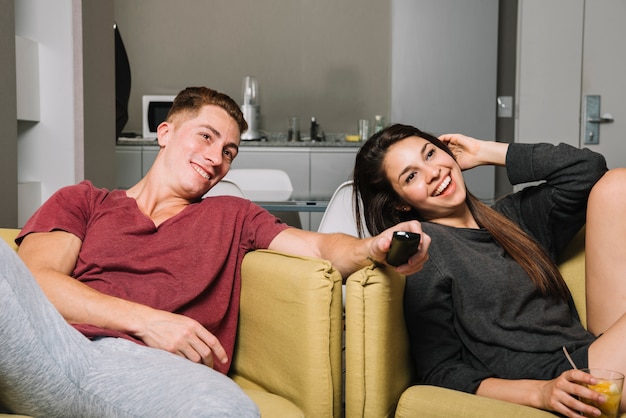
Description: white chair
225,169,294,201
224,169,301,228
203,178,245,198
317,181,369,237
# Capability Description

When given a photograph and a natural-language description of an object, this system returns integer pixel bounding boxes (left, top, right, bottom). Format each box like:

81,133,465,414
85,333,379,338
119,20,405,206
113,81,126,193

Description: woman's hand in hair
440,133,509,170
439,133,483,170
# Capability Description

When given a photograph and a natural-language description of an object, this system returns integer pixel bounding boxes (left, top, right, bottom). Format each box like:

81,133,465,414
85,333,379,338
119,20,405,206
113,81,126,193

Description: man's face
156,104,241,199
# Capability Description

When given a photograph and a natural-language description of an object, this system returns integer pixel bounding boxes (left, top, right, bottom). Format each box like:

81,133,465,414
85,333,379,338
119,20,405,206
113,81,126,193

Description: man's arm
17,231,227,368
267,220,429,277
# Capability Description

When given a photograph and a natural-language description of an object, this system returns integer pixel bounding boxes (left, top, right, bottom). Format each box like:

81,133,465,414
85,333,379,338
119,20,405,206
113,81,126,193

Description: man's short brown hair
167,87,248,135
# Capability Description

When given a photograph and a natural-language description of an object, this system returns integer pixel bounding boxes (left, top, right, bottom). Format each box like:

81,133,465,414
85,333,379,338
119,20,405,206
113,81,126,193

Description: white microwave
142,95,176,139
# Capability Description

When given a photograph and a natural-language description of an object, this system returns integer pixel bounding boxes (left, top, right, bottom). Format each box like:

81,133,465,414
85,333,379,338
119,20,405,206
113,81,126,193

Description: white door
580,0,626,169
516,0,626,169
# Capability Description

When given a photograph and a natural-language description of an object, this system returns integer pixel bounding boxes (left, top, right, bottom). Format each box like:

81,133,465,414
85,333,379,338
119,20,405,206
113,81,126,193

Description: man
2,87,428,417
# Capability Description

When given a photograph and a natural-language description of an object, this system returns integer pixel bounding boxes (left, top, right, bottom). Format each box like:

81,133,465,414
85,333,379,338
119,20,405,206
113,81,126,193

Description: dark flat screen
147,101,173,131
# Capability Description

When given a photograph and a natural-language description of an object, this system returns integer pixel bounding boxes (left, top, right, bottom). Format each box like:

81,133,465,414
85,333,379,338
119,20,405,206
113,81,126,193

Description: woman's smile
433,175,452,196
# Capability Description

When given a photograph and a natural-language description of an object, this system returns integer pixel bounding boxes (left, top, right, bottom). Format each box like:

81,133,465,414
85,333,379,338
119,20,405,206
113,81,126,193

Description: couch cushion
242,389,303,418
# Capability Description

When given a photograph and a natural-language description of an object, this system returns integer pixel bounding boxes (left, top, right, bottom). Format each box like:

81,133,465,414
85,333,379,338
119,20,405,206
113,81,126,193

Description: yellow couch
0,228,343,418
344,228,625,418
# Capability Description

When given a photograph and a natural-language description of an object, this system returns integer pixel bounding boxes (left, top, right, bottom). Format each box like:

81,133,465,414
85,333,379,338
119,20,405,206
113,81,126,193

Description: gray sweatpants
0,240,259,418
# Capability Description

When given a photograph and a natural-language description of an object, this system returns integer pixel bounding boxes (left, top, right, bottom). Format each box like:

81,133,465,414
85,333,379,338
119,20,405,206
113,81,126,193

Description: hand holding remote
386,231,421,267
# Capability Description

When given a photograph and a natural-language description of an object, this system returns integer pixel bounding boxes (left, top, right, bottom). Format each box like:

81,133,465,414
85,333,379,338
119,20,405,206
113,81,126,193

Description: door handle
587,113,613,123
587,114,614,124
585,95,614,145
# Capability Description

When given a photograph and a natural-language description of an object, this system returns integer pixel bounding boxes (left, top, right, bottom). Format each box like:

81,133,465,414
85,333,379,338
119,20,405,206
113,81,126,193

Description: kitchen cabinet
232,148,311,199
115,145,142,189
309,149,356,200
142,147,159,176
115,144,159,188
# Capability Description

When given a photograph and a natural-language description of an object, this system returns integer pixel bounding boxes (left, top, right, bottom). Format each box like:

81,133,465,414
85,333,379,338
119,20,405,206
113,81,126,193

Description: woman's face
383,136,469,224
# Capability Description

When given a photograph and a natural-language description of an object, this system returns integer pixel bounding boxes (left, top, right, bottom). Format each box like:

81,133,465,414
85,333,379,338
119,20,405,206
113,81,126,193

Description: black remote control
386,231,421,267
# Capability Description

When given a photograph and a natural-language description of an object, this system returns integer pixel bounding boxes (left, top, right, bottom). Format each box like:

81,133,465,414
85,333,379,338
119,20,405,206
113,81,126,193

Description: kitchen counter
116,133,363,148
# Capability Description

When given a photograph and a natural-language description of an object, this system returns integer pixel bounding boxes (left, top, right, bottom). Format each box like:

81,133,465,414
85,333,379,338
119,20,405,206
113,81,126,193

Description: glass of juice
580,368,624,418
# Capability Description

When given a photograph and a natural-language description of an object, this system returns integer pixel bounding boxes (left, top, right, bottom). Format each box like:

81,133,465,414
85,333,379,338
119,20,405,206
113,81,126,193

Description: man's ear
156,121,171,146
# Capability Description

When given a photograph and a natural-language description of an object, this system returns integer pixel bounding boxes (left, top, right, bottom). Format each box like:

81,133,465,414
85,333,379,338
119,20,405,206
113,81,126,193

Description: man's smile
192,163,211,181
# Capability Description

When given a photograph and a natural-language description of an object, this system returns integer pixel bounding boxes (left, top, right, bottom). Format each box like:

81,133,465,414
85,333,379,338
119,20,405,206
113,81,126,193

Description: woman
353,123,626,417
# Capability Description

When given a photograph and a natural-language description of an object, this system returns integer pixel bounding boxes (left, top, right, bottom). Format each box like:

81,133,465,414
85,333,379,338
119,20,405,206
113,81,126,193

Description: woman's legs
0,240,258,417
585,168,626,336
586,168,626,411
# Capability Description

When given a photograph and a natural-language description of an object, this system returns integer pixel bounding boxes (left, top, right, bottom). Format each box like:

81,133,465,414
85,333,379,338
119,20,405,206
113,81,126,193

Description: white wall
113,0,391,136
515,0,583,146
391,0,499,201
15,0,80,211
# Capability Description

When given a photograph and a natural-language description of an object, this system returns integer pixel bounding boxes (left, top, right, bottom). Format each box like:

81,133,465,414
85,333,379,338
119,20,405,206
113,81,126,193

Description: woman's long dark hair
353,124,570,301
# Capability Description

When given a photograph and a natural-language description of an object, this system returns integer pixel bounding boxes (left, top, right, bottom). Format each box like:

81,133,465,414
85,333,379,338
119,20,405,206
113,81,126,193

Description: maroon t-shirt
18,181,289,374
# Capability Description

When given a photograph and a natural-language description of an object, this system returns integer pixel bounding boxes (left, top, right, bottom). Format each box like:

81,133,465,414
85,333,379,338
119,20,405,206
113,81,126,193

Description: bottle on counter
288,116,300,141
374,115,385,133
310,117,319,141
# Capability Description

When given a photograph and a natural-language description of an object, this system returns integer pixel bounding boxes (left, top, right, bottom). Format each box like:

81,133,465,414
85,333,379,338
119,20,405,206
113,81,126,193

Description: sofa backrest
557,227,586,328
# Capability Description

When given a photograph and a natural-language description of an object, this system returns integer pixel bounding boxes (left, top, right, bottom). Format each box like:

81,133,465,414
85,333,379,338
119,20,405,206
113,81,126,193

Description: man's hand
368,220,430,275
135,308,227,368
19,231,227,369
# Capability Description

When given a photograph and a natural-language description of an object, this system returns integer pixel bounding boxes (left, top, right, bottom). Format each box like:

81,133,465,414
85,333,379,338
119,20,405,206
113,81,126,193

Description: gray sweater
404,142,608,394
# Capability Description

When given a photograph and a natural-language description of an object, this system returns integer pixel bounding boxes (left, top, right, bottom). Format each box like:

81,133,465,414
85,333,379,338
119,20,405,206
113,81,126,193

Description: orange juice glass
581,368,624,418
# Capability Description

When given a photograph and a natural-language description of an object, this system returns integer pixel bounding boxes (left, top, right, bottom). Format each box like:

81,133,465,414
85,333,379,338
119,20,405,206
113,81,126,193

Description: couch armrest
395,385,555,418
230,250,343,418
345,264,413,418
0,229,20,251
